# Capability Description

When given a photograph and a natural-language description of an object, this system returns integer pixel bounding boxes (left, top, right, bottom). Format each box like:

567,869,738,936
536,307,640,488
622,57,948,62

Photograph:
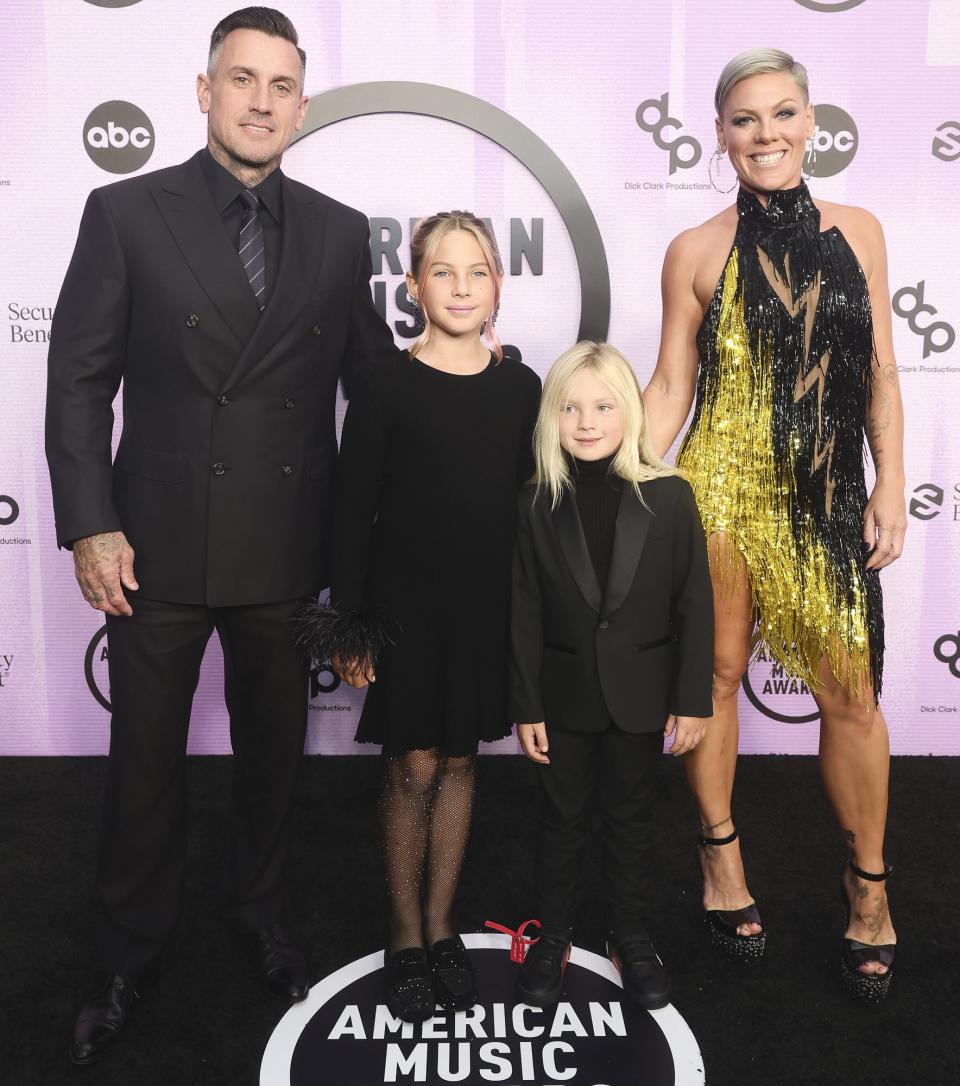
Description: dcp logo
910,483,944,521
793,0,868,10
933,633,960,679
892,281,956,359
83,101,155,174
636,93,702,175
0,495,19,526
933,121,960,162
804,104,858,178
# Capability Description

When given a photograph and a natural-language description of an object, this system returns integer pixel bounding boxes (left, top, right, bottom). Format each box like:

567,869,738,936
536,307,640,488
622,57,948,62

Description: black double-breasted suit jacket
46,149,398,606
509,474,715,733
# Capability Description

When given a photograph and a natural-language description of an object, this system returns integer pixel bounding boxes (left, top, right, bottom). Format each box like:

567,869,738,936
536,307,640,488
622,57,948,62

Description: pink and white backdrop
1,0,958,756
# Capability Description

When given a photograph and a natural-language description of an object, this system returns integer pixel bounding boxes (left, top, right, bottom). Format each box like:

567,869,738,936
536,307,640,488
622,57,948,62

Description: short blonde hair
533,341,676,509
408,211,504,362
715,48,809,117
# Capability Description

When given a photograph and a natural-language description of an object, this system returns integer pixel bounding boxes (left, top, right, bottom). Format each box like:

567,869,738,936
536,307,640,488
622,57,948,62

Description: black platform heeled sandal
697,828,766,962
841,860,896,1005
384,948,437,1023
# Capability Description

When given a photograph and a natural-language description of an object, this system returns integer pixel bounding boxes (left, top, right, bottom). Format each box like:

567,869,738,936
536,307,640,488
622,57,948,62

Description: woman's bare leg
815,658,896,974
683,533,761,937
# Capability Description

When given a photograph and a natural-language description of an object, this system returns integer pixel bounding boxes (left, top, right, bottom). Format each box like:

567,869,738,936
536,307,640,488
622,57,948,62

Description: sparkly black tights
380,747,476,954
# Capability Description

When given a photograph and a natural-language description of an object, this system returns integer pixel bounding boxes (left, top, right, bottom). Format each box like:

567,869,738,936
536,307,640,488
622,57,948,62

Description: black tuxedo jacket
509,474,714,733
46,150,398,606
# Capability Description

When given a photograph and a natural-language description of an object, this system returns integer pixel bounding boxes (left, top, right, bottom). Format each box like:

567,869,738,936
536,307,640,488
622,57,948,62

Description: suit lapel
551,490,603,614
601,484,652,619
152,152,259,349
221,177,329,391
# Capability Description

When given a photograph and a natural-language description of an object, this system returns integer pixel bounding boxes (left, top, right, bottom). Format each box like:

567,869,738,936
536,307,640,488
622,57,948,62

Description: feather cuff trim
295,601,399,671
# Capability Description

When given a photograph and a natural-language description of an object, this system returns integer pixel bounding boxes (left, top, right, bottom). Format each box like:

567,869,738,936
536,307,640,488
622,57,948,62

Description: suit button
599,620,609,630
311,324,322,336
185,314,199,328
212,462,226,476
218,394,231,407
284,398,295,409
281,464,293,476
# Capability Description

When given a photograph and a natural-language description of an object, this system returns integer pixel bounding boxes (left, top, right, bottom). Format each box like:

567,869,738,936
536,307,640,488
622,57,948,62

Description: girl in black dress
302,212,540,1021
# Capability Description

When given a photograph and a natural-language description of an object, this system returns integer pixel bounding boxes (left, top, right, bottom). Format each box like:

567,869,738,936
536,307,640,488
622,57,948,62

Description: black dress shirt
200,148,283,307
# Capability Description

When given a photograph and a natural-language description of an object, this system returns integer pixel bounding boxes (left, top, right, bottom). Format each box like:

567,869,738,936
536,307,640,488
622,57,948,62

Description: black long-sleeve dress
331,349,541,757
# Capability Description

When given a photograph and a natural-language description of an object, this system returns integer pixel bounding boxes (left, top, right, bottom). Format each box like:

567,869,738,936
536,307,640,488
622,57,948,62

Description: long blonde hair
408,211,504,362
533,341,677,508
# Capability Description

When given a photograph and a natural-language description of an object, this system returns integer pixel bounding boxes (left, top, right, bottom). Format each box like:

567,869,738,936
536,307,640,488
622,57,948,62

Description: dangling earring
408,295,426,333
801,138,817,183
708,145,738,194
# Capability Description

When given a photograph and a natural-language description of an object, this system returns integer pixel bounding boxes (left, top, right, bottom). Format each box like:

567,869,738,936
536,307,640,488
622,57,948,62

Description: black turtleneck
570,452,623,593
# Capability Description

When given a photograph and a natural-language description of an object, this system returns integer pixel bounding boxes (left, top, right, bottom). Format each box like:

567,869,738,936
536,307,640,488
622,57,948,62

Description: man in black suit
46,8,397,1066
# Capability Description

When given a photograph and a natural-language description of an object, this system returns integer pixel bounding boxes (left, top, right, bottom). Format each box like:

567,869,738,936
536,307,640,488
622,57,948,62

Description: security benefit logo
932,122,960,162
83,101,155,174
262,934,704,1085
804,105,858,178
742,640,820,724
909,482,960,522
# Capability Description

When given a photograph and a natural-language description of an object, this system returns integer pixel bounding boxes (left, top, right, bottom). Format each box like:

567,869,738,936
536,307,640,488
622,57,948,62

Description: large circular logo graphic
291,82,610,342
262,934,703,1084
83,1,144,7
805,104,859,178
742,647,820,724
793,0,867,11
83,100,155,174
85,625,111,711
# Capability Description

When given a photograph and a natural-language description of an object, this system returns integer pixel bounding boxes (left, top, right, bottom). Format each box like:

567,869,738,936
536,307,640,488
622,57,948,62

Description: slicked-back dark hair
209,7,306,81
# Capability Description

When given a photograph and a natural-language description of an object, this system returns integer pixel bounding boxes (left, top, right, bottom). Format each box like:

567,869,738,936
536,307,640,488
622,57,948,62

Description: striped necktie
238,189,266,310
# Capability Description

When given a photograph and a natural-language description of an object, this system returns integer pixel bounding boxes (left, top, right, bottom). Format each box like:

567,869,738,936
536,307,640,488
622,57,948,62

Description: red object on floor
484,918,542,963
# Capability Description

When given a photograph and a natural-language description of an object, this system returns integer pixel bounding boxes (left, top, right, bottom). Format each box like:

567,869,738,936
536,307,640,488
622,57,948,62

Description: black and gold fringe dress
677,182,883,703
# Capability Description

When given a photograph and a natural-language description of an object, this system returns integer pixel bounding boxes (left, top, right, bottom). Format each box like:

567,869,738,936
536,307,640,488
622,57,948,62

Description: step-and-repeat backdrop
1,0,958,756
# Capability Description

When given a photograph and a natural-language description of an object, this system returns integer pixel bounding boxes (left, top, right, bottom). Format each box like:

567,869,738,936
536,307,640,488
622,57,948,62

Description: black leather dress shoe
70,972,139,1066
244,923,308,1001
607,929,671,1009
429,936,478,1010
515,928,572,1008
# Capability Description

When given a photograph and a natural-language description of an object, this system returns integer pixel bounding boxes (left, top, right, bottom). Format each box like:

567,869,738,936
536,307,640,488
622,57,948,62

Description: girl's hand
518,722,550,764
331,654,376,689
664,715,706,756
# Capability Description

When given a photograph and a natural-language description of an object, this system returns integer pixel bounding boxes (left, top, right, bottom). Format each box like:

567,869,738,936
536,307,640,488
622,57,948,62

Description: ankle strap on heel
847,859,893,882
698,828,739,848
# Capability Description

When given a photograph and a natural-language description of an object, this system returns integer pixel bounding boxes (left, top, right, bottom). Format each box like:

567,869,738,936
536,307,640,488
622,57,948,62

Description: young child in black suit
510,340,714,1009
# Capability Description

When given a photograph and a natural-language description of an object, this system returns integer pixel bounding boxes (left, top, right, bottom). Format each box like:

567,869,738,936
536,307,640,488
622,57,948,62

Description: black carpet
0,754,956,1085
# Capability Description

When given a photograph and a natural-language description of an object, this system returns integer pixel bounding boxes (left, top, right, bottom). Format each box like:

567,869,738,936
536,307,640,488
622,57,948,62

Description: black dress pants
98,596,308,977
535,723,662,933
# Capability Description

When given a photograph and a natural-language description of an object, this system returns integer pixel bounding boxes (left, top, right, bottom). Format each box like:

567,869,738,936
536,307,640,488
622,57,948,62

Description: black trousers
535,723,662,933
98,596,308,977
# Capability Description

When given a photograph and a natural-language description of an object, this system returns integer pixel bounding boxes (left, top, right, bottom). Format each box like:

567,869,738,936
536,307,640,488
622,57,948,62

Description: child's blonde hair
533,341,677,508
408,211,504,362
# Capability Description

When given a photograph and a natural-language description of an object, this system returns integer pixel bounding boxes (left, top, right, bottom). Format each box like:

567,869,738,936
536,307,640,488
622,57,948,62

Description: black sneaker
607,929,671,1009
515,928,572,1008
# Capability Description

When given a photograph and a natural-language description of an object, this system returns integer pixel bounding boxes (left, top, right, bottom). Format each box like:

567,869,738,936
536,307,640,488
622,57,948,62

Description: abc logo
83,101,155,174
804,104,858,178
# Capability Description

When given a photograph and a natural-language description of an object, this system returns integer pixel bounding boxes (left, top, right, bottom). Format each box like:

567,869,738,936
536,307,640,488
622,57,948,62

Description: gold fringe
678,249,872,703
